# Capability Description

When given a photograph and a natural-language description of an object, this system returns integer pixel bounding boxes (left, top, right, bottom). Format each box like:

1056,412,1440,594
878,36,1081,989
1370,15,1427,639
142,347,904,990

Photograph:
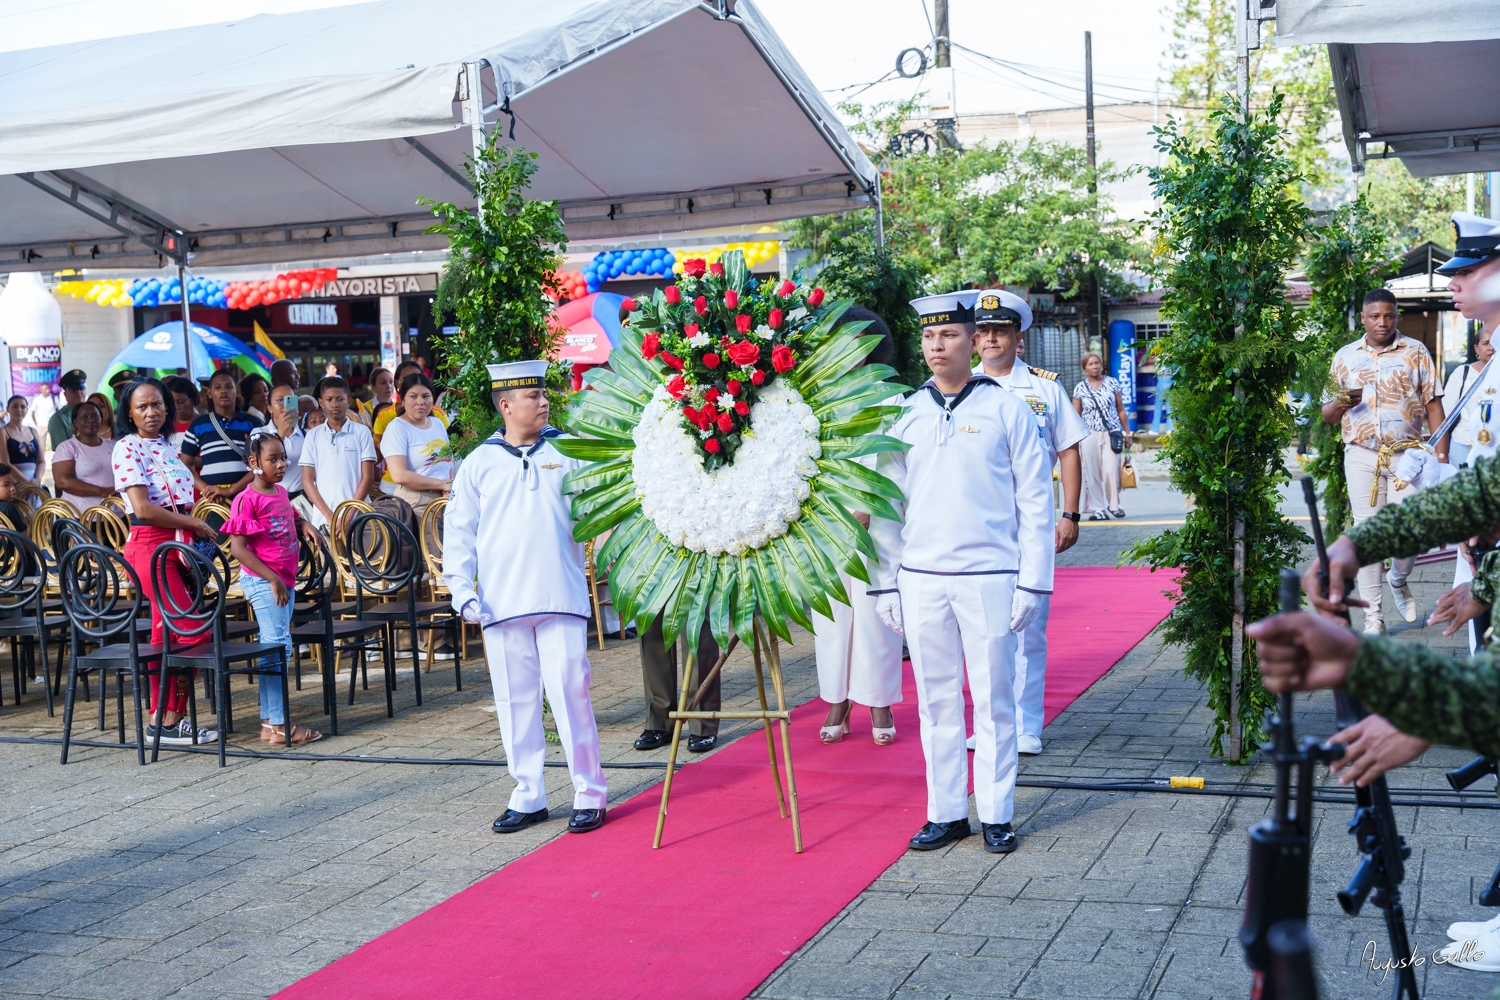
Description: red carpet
274,567,1173,1000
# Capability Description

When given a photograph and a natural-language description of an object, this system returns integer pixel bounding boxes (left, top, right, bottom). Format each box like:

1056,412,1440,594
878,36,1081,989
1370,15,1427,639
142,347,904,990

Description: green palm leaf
658,551,701,647
571,491,640,543
562,457,632,495
581,367,654,405
550,438,634,462
819,435,908,460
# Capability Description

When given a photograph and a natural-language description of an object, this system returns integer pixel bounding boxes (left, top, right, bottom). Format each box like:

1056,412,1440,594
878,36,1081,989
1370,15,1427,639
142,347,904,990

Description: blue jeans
241,573,293,725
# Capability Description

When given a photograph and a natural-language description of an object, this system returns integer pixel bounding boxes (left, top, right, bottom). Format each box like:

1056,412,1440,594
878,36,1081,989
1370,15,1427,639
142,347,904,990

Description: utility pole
933,0,949,68
1084,30,1096,194
931,0,959,149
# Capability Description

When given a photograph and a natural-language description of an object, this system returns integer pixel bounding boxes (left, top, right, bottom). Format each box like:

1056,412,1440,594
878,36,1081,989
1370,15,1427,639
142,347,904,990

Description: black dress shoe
908,820,971,851
687,734,718,753
634,729,670,751
982,822,1018,854
567,808,607,833
492,807,549,834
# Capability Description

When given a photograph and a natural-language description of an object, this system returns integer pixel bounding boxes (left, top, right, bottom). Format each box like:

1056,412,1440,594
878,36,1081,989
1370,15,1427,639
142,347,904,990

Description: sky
0,0,1177,115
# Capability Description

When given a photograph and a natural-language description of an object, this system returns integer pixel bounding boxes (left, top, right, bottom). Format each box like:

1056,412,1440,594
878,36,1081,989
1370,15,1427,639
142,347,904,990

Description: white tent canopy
1273,0,1500,177
0,0,875,271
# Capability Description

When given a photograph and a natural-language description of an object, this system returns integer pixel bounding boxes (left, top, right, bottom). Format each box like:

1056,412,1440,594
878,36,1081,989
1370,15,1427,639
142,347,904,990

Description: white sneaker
1018,735,1042,756
965,734,976,751
1363,618,1386,635
1435,927,1500,971
1448,912,1500,941
1390,581,1418,623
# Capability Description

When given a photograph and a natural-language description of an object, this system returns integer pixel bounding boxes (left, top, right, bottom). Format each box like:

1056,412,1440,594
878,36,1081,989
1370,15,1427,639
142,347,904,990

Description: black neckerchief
923,375,996,416
486,425,559,473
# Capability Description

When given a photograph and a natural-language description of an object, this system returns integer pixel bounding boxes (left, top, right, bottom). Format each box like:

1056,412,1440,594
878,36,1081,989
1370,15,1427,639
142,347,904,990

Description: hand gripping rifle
1300,477,1420,1000
1240,569,1340,1000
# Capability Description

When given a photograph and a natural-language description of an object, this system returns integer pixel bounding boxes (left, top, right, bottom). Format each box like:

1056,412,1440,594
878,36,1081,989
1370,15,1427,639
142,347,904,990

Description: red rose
683,258,706,278
734,400,749,416
641,332,661,360
772,344,796,373
664,285,681,305
751,369,766,385
724,289,739,309
697,414,713,431
702,403,718,419
736,314,753,334
694,296,708,317
709,262,724,277
767,307,783,329
703,353,721,369
808,287,825,306
704,438,721,454
777,279,795,298
716,413,734,433
666,374,686,397
726,379,742,396
684,323,700,338
726,340,760,366
703,387,721,403
660,352,684,371
621,297,638,312
683,405,699,422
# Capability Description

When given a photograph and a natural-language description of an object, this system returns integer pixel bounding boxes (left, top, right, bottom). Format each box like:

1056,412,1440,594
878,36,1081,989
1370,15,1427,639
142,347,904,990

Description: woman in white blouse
1438,327,1494,467
382,373,452,515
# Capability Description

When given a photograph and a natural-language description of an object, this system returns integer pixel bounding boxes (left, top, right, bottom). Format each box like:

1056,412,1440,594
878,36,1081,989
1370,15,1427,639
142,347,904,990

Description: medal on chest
1023,395,1048,417
1480,400,1493,445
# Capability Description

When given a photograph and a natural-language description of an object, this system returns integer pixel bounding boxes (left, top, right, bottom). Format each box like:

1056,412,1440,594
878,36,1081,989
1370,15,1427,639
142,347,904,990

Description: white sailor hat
1437,212,1500,273
487,359,548,391
909,290,979,328
973,289,1033,332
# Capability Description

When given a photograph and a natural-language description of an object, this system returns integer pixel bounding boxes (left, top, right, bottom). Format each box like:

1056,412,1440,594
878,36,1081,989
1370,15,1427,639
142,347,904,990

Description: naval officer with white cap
970,289,1087,755
444,360,608,835
868,290,1055,854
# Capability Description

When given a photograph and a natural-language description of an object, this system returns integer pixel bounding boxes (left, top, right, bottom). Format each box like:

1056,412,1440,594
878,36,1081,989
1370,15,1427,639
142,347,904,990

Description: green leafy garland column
1299,197,1397,538
1128,97,1308,761
420,134,569,451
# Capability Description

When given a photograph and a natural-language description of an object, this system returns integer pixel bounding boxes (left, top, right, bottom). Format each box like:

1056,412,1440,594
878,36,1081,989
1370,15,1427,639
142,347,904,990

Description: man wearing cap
868,290,1054,854
1322,287,1444,634
48,370,88,452
971,290,1087,756
444,360,608,836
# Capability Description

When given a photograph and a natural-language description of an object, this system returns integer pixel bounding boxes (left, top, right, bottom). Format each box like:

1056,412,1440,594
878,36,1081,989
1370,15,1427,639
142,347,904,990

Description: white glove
875,593,904,635
460,599,491,625
1010,590,1042,633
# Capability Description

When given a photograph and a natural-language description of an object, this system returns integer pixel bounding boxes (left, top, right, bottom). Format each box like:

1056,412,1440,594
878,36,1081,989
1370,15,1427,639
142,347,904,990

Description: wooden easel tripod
652,615,803,852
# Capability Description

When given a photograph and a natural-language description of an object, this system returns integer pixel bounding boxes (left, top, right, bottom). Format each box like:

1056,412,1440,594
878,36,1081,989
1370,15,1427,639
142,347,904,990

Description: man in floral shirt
1322,287,1443,633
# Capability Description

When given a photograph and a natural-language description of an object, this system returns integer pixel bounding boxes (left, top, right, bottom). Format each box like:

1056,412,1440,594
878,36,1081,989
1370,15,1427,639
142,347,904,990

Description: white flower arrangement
633,381,822,555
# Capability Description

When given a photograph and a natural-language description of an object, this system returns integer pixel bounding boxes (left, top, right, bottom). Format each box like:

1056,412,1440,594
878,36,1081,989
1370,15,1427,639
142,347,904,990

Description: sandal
820,719,850,744
1087,511,1110,521
262,723,324,746
870,706,895,745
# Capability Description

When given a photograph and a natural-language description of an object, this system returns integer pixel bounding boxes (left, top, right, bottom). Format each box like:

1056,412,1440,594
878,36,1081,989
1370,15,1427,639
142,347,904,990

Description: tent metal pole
872,181,884,246
466,61,487,221
178,258,194,382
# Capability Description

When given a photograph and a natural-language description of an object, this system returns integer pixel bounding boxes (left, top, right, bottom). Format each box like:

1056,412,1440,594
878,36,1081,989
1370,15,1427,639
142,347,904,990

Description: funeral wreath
552,250,910,648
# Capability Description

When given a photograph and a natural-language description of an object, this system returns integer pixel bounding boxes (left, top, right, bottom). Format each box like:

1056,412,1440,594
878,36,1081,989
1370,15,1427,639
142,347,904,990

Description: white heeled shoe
872,725,896,746
819,719,850,744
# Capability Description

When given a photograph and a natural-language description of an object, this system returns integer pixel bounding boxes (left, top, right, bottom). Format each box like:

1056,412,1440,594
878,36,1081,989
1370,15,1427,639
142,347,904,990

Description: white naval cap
1437,212,1500,273
487,359,548,391
973,289,1033,332
909,290,979,328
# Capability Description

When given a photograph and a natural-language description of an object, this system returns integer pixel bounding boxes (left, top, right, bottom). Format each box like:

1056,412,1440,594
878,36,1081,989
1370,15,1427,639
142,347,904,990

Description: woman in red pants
111,377,222,746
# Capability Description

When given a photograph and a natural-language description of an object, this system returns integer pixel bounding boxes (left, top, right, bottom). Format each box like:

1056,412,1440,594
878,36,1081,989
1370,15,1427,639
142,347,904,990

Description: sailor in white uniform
869,291,1055,854
971,290,1088,755
444,360,609,835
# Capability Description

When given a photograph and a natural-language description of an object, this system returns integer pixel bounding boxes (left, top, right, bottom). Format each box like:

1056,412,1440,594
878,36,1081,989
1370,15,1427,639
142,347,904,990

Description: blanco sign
305,274,434,298
286,303,340,326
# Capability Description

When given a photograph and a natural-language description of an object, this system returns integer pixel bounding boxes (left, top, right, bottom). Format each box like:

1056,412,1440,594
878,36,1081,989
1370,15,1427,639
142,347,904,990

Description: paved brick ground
2,510,1497,999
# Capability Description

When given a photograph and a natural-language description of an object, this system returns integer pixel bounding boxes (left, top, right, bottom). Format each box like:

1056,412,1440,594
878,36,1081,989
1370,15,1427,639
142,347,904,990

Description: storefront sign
286,303,340,325
10,343,60,396
304,274,436,299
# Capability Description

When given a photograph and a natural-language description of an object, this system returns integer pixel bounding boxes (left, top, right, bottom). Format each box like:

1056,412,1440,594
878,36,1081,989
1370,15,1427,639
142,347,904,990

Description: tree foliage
1299,198,1399,537
1359,158,1469,253
1127,96,1309,760
421,135,568,451
807,230,927,390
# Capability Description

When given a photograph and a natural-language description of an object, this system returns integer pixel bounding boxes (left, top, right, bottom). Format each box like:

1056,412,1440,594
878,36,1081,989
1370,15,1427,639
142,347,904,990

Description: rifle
1301,476,1420,1000
1240,568,1339,1000
1447,755,1500,906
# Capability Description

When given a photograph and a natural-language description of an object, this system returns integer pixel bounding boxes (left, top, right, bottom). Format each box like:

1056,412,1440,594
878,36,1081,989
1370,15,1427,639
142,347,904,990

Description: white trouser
811,571,905,708
1014,594,1050,738
1079,429,1120,514
1344,444,1417,625
898,569,1018,825
1456,554,1478,654
483,614,607,813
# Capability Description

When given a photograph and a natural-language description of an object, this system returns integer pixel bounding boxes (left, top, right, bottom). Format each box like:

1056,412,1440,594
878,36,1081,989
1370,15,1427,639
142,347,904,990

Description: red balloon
299,280,311,293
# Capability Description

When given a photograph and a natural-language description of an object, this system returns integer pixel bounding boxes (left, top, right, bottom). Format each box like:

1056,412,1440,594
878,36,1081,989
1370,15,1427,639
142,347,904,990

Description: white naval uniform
870,377,1055,825
973,363,1089,737
443,428,607,813
1462,383,1500,652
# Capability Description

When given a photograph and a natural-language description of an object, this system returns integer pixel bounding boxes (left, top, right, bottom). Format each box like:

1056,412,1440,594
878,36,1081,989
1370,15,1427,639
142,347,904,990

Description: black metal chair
148,541,290,766
289,536,387,733
58,544,160,765
347,511,462,714
0,528,68,714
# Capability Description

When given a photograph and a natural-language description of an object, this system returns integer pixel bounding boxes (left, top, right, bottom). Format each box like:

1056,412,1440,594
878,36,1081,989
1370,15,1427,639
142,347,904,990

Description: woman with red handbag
111,377,222,747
